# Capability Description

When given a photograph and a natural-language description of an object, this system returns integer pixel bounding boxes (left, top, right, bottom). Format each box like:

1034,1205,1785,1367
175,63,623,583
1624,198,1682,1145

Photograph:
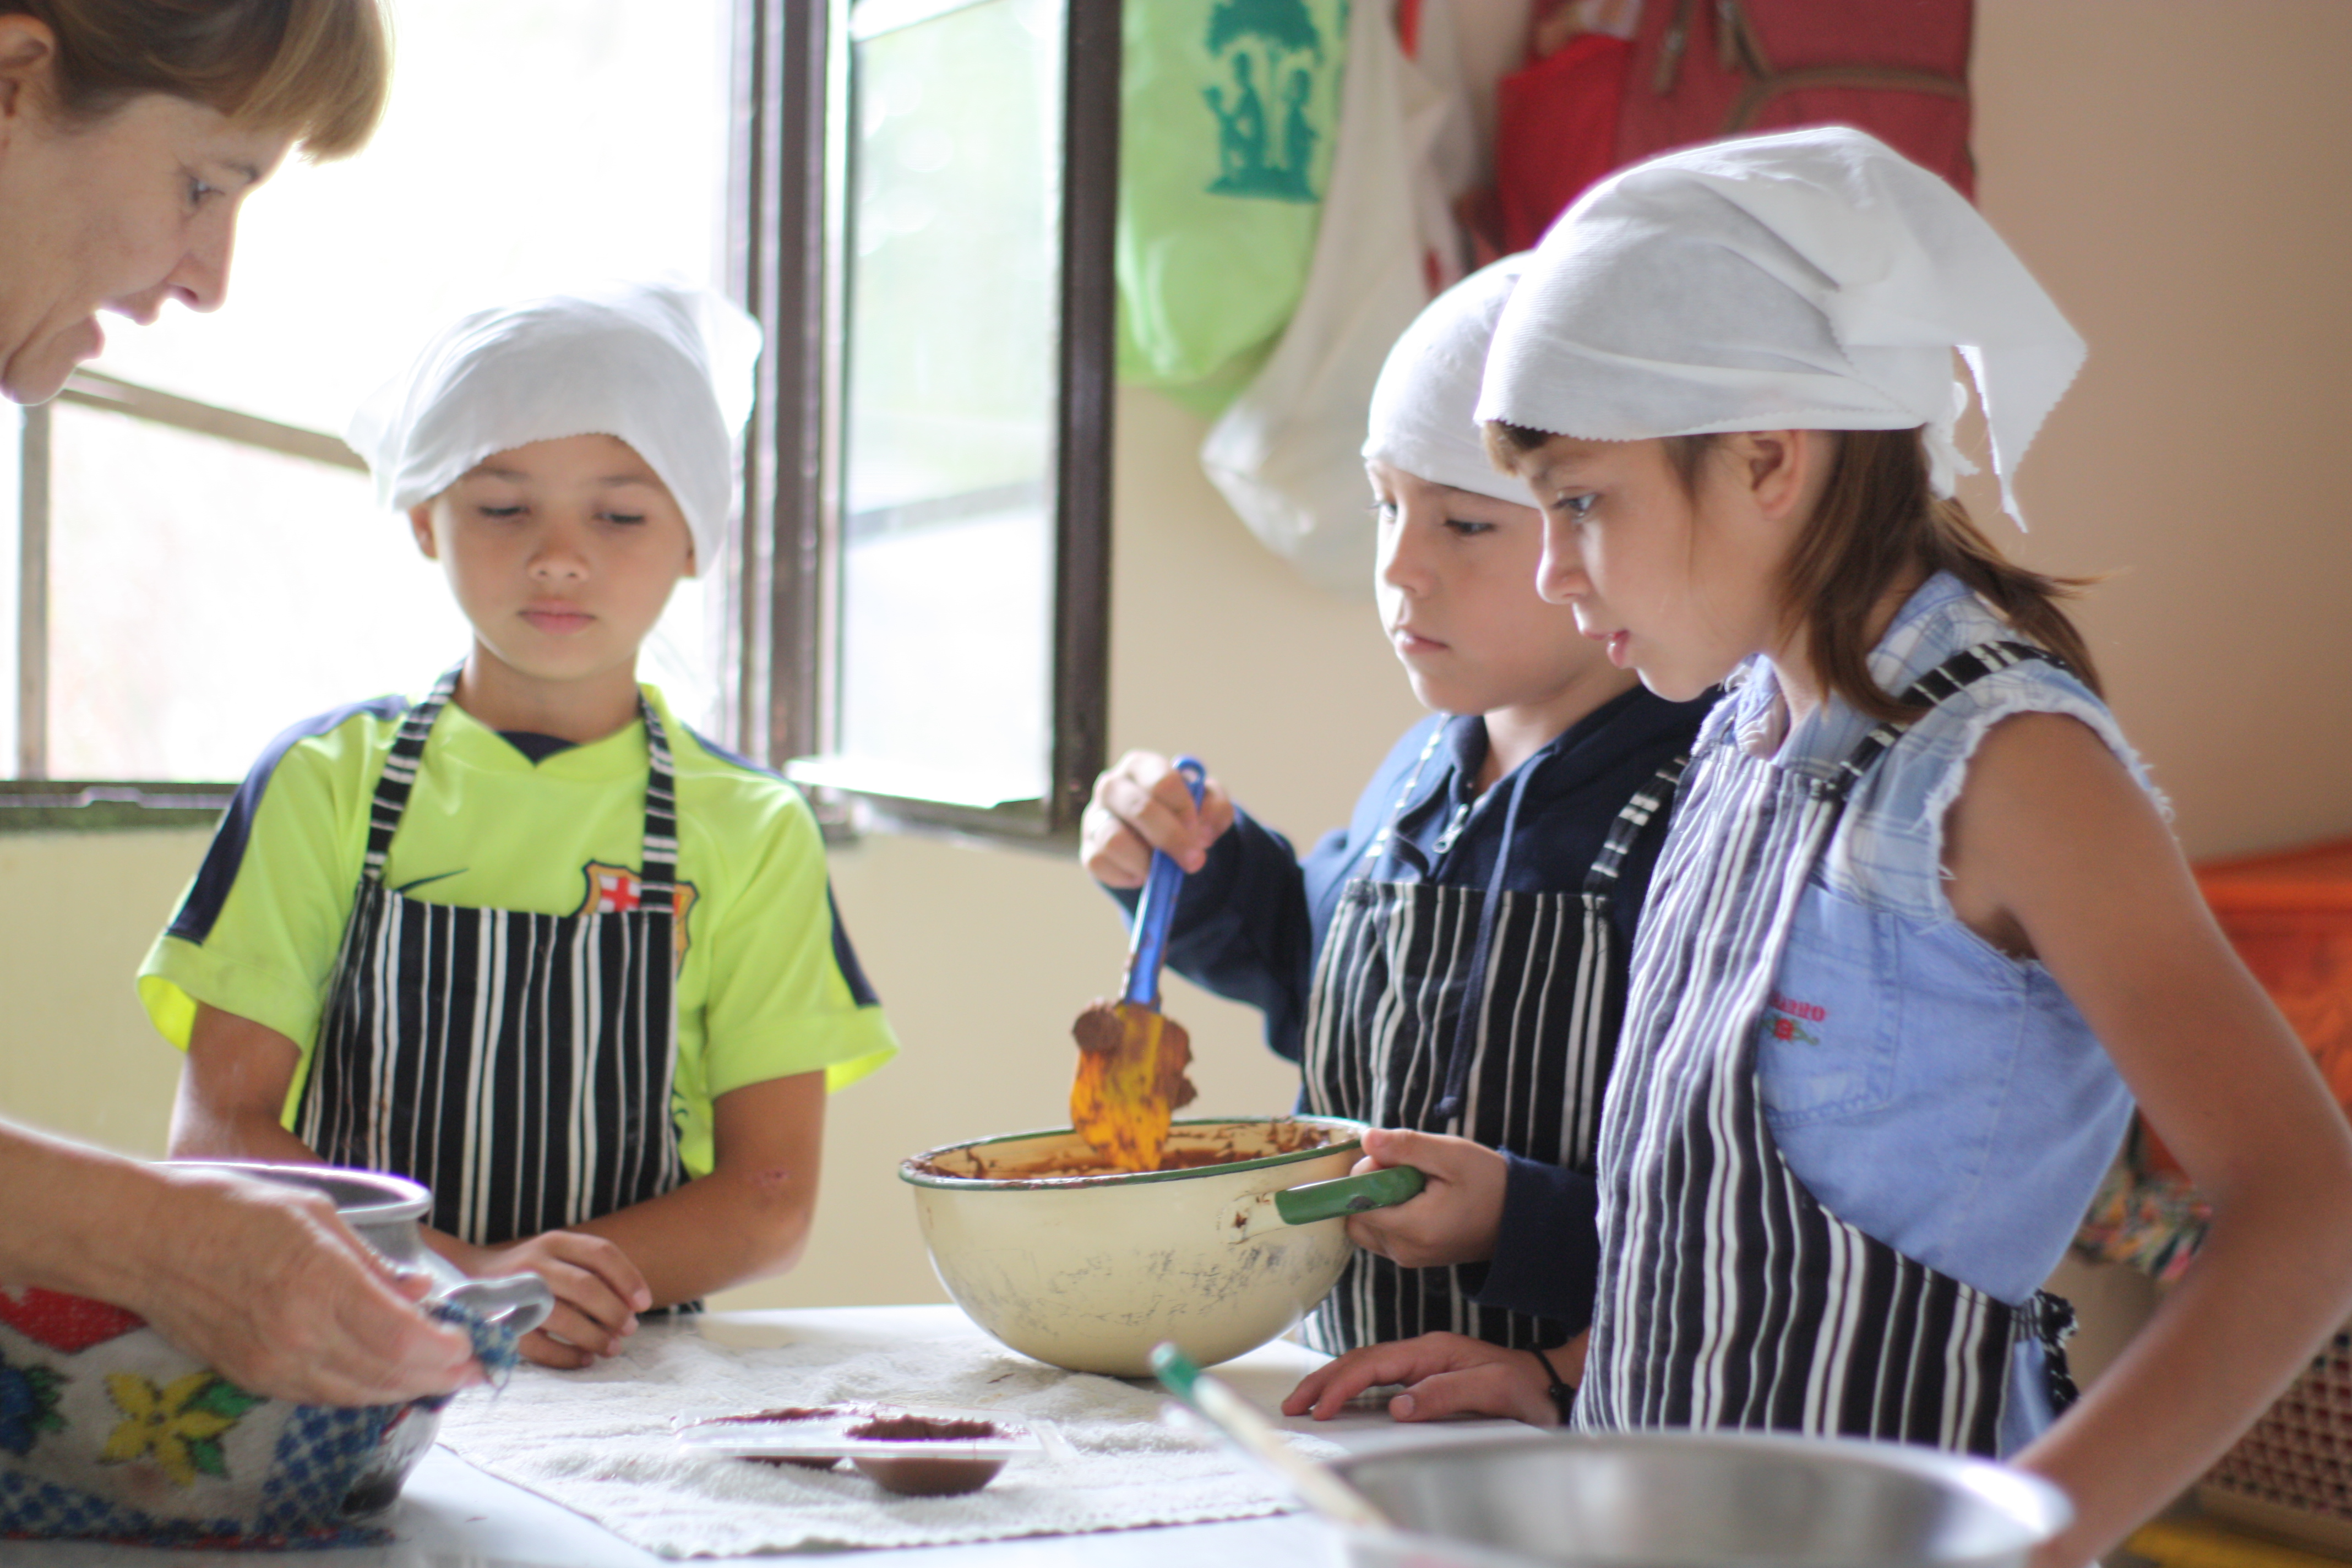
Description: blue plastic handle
1123,756,1207,1009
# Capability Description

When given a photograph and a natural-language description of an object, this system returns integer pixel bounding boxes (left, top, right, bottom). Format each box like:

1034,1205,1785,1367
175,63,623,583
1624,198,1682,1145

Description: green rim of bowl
899,1116,1369,1191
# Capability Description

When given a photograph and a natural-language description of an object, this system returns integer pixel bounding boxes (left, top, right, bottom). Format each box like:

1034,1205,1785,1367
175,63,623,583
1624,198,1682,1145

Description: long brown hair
1489,421,2101,721
3,0,389,158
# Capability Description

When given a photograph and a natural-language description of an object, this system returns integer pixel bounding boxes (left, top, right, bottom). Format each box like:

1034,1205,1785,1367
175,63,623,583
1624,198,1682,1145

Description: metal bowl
1329,1430,2072,1568
167,1161,552,1515
901,1117,1377,1376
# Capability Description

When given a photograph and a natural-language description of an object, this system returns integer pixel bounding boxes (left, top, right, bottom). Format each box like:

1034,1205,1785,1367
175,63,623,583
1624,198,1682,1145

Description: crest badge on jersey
578,863,696,966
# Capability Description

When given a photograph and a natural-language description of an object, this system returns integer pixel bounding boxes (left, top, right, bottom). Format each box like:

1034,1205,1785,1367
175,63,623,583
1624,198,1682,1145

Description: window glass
40,0,733,780
45,406,463,780
0,401,19,768
832,0,1064,808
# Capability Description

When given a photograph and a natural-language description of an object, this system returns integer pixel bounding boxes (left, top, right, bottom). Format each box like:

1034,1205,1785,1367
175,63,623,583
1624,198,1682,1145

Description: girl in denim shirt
1287,127,2352,1568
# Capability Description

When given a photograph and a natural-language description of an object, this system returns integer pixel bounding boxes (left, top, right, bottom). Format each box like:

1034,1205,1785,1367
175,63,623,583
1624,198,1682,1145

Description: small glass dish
671,1403,1067,1495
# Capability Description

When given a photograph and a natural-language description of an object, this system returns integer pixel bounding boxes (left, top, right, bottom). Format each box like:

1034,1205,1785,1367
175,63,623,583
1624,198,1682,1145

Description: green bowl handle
1272,1165,1427,1227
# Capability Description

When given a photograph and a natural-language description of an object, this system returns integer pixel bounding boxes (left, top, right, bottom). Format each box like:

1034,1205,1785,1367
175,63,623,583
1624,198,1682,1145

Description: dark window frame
731,0,1117,851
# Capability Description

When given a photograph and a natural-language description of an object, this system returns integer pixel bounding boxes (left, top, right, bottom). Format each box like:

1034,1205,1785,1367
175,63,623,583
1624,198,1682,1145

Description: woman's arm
0,1119,477,1403
1943,713,2352,1568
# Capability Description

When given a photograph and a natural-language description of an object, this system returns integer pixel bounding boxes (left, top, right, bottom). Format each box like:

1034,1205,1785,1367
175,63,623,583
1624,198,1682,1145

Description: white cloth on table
434,1321,1340,1557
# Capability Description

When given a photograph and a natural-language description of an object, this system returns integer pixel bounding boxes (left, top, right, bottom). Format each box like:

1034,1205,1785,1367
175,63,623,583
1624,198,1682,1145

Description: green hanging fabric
1116,0,1351,414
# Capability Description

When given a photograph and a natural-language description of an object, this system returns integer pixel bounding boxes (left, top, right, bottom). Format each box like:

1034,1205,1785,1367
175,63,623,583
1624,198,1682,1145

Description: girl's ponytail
1771,427,2102,722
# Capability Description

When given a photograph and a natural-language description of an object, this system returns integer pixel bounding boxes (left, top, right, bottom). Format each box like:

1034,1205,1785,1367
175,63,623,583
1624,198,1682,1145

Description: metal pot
1327,1430,2072,1568
901,1117,1414,1376
168,1162,553,1515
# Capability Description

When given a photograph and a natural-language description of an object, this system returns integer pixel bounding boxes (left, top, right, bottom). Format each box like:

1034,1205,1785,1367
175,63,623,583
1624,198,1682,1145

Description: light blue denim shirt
1716,573,2154,1452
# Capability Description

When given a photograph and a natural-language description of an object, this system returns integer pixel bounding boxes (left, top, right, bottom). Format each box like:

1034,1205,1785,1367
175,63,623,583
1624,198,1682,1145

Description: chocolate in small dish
707,1406,846,1469
845,1415,1009,1496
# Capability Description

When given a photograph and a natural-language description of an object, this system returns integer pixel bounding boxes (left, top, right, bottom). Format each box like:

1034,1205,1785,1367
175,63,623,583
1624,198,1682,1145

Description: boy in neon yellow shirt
140,281,896,1368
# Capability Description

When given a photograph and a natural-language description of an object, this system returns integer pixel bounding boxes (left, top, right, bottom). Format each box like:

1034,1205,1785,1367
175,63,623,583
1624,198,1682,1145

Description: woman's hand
1342,1127,1508,1267
433,1229,651,1369
121,1162,482,1405
1282,1331,1581,1427
1079,750,1236,887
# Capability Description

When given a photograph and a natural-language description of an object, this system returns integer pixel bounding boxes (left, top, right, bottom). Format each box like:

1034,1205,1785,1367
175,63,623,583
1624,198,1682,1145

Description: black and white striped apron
1301,726,1684,1353
1579,643,2076,1456
297,666,688,1248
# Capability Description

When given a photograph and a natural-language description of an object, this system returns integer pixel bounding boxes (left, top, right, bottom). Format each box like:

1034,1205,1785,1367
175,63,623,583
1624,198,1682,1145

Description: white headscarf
347,277,762,567
1477,127,2084,525
1362,254,1531,508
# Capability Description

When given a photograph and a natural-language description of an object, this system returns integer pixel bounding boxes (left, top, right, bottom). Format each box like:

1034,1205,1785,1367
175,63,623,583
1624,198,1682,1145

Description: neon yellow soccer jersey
140,684,897,1178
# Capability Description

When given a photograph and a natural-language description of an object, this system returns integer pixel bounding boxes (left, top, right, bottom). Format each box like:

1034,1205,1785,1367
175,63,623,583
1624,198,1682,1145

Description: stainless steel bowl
167,1161,553,1515
1329,1430,2072,1568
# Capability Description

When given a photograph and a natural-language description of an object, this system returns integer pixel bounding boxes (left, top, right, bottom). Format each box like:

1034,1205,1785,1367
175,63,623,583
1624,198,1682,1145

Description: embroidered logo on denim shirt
1765,990,1827,1046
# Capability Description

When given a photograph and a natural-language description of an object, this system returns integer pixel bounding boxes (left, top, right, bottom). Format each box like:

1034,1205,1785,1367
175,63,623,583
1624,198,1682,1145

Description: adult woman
0,0,476,1404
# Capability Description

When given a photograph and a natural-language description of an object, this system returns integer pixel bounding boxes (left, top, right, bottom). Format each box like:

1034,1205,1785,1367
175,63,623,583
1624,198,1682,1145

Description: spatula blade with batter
1070,756,1206,1172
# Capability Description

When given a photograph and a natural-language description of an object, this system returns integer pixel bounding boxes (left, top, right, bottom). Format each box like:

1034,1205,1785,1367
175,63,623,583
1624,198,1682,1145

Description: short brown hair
1486,421,2101,721
4,0,389,159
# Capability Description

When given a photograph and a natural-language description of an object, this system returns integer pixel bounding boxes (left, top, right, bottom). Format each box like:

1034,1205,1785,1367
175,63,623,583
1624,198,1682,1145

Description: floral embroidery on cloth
0,1353,64,1456
1,1293,522,1549
99,1372,264,1487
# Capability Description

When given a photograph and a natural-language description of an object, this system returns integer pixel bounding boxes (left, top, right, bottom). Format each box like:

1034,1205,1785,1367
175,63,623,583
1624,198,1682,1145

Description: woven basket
2199,1324,2352,1558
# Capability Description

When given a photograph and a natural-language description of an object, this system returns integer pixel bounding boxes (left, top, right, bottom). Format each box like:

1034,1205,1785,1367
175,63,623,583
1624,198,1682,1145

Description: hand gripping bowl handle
437,1272,555,1337
1273,1165,1427,1226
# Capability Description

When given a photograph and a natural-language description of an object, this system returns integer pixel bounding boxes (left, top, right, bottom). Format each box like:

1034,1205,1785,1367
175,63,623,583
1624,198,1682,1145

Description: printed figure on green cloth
1204,0,1331,202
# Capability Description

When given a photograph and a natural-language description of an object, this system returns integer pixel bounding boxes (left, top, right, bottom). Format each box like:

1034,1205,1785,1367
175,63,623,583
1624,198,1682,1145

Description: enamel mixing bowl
902,1116,1403,1376
168,1162,553,1515
1329,1430,2073,1568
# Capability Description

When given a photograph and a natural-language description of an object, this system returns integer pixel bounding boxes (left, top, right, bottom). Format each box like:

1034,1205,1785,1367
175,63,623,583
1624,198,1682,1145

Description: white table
12,1305,1521,1567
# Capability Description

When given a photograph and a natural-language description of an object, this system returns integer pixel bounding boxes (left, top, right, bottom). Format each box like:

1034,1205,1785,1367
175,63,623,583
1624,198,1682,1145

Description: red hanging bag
1615,0,1975,198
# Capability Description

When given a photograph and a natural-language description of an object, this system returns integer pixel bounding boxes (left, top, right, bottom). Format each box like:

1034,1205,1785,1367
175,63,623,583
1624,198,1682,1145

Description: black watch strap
1530,1344,1576,1425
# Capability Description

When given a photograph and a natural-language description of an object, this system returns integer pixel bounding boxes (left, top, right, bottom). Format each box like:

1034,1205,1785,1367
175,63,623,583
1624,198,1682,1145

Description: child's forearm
569,1163,817,1308
2015,1170,2352,1567
565,1069,827,1308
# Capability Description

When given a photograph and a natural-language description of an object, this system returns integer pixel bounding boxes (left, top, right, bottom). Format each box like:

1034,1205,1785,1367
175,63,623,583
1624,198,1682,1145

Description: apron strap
636,702,679,913
361,662,682,912
1582,754,1692,905
2031,1289,2082,1416
362,663,464,883
1830,640,2059,802
1359,720,1451,879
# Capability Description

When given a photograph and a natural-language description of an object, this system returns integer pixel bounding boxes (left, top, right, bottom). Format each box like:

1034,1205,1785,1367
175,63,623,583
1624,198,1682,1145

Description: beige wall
2,2,2343,1337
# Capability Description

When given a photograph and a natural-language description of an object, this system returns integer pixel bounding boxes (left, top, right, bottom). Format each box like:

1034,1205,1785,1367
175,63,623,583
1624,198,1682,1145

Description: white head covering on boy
1477,126,2084,526
347,277,762,568
1362,254,1531,508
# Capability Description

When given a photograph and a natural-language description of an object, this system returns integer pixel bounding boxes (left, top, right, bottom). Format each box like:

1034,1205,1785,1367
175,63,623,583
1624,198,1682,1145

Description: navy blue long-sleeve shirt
1115,685,1708,1327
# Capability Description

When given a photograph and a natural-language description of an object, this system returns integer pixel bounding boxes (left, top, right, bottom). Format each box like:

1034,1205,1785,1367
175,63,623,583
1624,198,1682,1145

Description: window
736,0,1115,845
1,0,735,817
5,0,1117,848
